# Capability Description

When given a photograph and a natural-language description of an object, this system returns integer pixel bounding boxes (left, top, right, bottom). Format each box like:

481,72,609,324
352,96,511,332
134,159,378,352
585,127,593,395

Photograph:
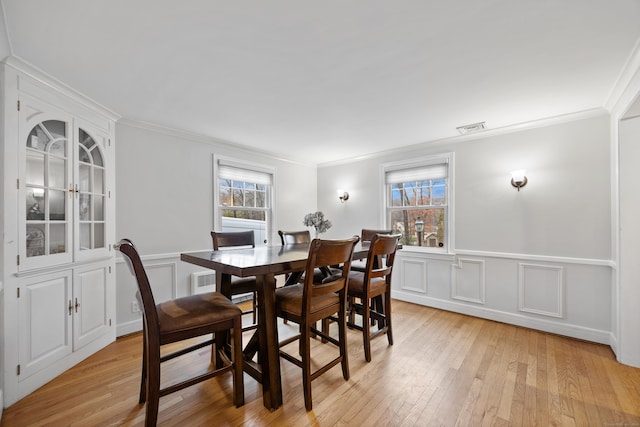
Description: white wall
618,114,640,367
114,121,317,334
317,112,614,345
319,113,611,257
0,6,10,61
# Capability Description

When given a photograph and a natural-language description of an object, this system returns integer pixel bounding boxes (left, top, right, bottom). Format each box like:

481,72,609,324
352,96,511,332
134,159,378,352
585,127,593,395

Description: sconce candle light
510,170,528,192
337,189,349,203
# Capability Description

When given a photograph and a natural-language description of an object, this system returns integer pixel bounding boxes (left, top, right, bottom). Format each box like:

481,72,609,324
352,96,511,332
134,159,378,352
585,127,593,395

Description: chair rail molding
455,249,614,268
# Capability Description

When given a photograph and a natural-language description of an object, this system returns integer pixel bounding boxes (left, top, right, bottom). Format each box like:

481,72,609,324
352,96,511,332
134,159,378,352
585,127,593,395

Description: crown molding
2,55,120,121
605,37,640,117
117,118,316,168
318,108,608,168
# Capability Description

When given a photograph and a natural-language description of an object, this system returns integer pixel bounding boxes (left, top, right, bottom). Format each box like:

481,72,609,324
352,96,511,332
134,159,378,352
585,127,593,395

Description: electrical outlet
131,300,140,313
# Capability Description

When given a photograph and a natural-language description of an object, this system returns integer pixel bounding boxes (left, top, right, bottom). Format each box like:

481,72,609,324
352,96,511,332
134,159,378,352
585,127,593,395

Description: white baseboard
391,290,611,345
116,319,143,337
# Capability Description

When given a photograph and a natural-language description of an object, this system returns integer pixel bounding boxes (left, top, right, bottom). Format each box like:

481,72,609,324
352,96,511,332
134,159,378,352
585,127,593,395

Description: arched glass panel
77,128,106,251
25,120,68,258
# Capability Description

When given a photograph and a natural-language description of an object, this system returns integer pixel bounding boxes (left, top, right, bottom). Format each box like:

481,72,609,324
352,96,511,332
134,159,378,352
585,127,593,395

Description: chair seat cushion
347,271,387,296
350,259,367,272
275,284,339,316
157,292,241,335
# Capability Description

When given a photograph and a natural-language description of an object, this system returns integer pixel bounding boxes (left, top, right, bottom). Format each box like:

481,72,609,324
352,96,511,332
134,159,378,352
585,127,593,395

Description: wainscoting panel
116,254,183,337
518,263,564,318
452,258,485,304
145,262,178,303
395,254,428,293
391,249,612,345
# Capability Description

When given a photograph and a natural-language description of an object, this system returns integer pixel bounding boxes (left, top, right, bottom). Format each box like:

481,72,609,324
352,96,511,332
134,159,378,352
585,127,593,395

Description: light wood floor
2,300,640,426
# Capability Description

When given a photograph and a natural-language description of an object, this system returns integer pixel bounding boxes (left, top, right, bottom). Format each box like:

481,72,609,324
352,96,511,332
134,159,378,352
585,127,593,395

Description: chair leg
385,290,393,346
145,347,161,427
215,330,226,369
232,317,245,407
338,307,350,380
251,291,257,325
302,322,313,411
348,296,356,324
321,318,330,343
139,330,148,403
363,298,372,363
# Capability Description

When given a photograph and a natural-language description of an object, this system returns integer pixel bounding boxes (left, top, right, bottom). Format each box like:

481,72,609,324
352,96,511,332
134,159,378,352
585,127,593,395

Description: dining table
180,241,372,411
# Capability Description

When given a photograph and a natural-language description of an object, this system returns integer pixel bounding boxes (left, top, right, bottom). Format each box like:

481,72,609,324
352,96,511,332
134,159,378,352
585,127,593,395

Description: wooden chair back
362,233,402,285
117,239,159,335
211,230,255,250
361,228,393,242
278,230,311,245
301,237,359,315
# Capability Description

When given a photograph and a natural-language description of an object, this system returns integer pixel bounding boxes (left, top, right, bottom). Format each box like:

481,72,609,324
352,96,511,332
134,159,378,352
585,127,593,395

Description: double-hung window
383,153,452,251
214,156,274,245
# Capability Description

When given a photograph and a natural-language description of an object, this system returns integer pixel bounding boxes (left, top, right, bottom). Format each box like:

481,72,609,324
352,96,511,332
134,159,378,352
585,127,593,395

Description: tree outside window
384,155,450,250
219,179,267,221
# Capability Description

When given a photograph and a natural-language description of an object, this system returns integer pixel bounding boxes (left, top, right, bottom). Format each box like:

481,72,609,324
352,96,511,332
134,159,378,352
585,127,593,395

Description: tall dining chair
116,239,244,427
275,237,359,411
278,229,311,245
278,230,338,285
211,230,259,331
346,233,401,362
351,228,393,272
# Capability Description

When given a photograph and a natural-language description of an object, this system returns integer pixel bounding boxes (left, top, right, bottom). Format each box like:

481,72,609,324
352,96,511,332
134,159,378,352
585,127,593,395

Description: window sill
397,247,455,261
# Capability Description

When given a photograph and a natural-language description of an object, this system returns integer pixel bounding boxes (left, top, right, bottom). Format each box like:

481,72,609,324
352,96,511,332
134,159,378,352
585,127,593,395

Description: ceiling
3,1,640,164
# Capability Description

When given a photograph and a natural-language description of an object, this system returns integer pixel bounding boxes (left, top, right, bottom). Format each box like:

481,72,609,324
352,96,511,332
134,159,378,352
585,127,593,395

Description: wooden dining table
180,242,372,411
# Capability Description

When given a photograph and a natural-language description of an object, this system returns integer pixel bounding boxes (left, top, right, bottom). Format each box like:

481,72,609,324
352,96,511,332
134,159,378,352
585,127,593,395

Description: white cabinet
73,263,111,350
18,270,73,380
2,58,118,406
17,263,111,381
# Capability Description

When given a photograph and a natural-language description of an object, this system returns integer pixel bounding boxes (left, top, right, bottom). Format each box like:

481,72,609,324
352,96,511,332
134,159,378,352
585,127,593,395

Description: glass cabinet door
19,96,110,270
24,119,71,263
76,127,106,253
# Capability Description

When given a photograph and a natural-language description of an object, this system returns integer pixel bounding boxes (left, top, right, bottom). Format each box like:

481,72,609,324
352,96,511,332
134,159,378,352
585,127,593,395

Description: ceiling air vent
456,121,486,135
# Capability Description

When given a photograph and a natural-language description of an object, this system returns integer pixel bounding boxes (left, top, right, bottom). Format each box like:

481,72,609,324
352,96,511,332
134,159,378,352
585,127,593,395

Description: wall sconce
510,170,528,192
337,189,349,203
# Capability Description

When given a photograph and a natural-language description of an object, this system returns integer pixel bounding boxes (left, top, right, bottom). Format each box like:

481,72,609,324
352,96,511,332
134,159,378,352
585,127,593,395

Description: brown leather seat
211,231,259,331
275,236,359,411
116,239,244,426
347,233,401,362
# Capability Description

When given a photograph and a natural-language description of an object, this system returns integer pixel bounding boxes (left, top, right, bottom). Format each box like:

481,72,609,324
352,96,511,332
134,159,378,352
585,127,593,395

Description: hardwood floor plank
2,301,639,427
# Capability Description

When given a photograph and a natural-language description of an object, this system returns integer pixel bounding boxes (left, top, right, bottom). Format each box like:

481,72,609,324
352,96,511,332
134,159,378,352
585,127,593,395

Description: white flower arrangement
303,211,332,236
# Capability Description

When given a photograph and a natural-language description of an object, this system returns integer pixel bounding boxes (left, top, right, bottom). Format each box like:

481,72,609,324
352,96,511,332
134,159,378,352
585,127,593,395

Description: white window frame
381,152,454,254
213,154,276,245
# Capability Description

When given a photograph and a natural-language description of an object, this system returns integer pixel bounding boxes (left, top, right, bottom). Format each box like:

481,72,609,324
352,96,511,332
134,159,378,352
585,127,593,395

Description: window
384,154,452,251
215,156,274,245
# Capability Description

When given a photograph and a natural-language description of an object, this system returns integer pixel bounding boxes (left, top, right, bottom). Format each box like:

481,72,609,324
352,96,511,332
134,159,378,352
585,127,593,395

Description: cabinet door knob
68,300,73,316
75,297,80,313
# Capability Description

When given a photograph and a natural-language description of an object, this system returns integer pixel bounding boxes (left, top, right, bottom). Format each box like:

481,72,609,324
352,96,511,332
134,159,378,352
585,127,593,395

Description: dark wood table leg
215,272,233,369
256,273,282,410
